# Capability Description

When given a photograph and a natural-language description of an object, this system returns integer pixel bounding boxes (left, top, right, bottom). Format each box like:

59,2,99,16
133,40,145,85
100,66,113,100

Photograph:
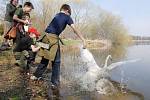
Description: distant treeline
0,0,132,46
131,35,150,40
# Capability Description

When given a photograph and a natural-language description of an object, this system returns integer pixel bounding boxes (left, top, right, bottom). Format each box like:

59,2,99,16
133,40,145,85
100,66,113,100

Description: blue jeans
34,46,61,86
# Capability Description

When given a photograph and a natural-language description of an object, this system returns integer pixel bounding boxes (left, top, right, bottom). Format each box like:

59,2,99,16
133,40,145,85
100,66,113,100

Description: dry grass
0,67,22,91
0,36,3,43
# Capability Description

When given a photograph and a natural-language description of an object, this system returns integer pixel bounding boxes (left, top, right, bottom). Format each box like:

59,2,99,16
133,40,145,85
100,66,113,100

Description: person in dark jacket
0,0,18,50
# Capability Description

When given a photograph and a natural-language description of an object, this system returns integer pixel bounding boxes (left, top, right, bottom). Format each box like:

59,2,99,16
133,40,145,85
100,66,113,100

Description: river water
56,44,149,100
111,45,150,100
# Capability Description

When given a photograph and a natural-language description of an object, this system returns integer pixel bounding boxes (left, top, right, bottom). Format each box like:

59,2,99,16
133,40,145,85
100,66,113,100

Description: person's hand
23,20,29,25
82,39,87,49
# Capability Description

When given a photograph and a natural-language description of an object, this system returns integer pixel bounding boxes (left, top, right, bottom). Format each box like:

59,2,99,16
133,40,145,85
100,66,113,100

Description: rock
96,79,117,95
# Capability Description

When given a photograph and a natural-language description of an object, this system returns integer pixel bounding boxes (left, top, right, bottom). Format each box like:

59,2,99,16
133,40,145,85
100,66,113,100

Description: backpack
4,24,19,40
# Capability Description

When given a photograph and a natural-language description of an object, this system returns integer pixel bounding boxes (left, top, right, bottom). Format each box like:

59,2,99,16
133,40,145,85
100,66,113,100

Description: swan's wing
106,59,141,71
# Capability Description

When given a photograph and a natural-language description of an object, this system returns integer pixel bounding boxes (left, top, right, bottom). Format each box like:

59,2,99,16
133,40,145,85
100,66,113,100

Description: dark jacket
4,3,17,22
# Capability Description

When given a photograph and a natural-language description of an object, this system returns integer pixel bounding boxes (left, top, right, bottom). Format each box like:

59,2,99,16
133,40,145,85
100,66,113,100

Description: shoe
8,42,13,47
0,45,8,51
50,83,59,90
0,42,11,51
38,77,44,81
27,72,30,76
30,75,38,80
26,70,30,76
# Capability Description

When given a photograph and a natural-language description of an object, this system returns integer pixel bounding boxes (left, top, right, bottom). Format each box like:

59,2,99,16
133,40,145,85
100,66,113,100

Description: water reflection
111,45,150,100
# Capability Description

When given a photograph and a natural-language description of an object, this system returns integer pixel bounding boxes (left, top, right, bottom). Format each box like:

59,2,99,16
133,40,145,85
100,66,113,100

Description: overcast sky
93,0,150,36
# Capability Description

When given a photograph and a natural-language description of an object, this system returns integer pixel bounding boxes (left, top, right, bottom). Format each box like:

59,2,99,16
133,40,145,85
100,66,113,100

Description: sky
93,0,150,36
0,0,149,36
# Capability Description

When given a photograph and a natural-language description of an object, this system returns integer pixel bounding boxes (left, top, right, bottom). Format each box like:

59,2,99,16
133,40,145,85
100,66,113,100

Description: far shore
62,39,112,50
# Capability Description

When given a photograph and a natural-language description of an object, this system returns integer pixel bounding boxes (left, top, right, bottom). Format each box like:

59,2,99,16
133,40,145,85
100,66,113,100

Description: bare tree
31,0,131,45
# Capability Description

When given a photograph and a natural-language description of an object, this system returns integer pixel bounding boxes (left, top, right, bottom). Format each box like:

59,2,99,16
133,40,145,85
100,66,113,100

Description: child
13,27,40,74
13,2,34,44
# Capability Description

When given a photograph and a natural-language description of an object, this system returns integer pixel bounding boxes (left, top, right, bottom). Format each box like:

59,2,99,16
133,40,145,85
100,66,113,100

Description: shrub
0,24,4,36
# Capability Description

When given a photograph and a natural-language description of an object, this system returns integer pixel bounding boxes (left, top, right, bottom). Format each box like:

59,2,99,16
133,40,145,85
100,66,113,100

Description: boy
13,27,40,73
13,1,34,43
13,2,34,68
31,4,86,89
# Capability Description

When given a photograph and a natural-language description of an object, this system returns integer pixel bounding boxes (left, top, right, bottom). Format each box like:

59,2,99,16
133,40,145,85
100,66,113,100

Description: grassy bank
62,39,80,46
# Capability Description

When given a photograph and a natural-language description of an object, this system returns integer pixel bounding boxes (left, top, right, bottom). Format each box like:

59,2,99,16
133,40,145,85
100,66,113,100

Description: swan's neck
104,56,110,68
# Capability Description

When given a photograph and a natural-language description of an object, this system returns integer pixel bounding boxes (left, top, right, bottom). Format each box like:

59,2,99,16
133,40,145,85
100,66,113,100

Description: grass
62,39,107,49
0,37,79,46
62,39,80,46
9,96,21,100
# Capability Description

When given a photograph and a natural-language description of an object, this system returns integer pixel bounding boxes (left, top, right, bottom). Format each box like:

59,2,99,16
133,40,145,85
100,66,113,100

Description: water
111,45,150,100
58,45,148,100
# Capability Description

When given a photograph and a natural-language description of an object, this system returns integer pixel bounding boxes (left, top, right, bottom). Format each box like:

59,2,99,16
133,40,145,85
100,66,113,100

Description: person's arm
31,45,40,52
13,8,28,24
70,24,86,48
13,15,28,24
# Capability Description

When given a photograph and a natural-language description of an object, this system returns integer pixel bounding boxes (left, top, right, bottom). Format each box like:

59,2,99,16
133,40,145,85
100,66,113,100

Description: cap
28,27,40,38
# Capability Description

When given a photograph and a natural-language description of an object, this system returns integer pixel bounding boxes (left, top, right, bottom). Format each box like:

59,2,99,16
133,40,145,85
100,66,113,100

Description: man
31,4,86,89
13,2,34,66
13,1,34,43
0,0,18,50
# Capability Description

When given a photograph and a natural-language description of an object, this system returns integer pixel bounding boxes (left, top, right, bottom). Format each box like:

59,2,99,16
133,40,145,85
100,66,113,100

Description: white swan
81,48,140,72
80,48,140,93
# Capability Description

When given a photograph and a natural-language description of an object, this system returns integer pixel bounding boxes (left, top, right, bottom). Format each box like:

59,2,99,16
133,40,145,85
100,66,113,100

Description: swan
80,48,140,93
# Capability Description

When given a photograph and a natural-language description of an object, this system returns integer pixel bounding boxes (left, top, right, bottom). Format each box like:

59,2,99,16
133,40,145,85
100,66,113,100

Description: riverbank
0,39,112,99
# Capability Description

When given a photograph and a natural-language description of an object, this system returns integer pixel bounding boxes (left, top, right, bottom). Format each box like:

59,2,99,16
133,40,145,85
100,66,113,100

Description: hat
28,27,40,38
